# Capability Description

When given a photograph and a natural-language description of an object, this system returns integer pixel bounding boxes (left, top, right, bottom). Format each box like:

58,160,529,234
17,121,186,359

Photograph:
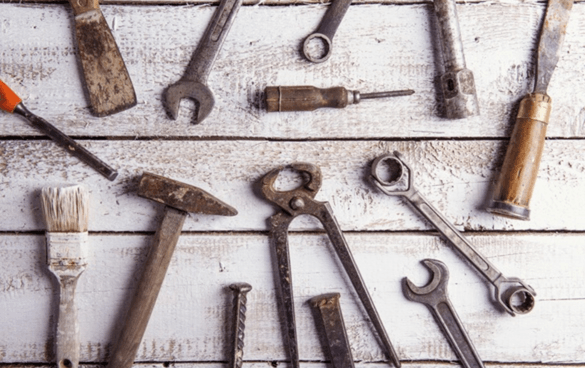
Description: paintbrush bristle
41,185,89,233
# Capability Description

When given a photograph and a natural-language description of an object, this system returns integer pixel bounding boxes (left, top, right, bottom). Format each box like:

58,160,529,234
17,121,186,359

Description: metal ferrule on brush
46,233,89,268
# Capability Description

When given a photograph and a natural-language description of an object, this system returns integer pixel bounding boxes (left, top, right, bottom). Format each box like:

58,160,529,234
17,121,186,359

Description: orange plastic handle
0,79,23,113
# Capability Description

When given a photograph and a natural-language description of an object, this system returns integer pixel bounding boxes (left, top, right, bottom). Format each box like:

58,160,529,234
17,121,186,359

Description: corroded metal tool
68,0,136,116
107,173,237,368
433,0,479,118
371,152,536,316
309,293,354,368
488,0,573,220
265,86,414,112
229,283,252,368
403,260,485,368
164,0,243,124
302,0,352,63
261,163,401,368
0,79,118,181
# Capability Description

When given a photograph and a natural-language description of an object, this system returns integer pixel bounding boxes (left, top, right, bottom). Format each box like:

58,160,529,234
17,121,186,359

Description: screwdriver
265,85,414,112
487,0,573,220
0,79,118,181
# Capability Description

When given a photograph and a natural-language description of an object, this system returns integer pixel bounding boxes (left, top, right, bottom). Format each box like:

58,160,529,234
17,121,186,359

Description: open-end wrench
163,0,243,124
302,0,352,63
403,259,485,368
261,163,401,368
370,152,536,316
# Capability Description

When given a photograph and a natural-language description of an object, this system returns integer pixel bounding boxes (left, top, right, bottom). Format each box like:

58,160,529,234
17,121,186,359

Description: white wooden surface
1,0,585,367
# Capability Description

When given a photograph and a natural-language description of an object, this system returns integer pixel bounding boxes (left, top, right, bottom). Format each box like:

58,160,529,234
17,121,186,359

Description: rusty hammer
107,172,237,368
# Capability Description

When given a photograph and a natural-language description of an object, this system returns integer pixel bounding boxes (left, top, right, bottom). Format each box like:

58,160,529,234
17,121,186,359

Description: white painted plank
2,3,585,138
0,233,583,364
0,140,584,232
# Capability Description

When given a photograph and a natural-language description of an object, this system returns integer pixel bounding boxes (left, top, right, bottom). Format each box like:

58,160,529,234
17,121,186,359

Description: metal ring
302,33,332,63
371,154,405,186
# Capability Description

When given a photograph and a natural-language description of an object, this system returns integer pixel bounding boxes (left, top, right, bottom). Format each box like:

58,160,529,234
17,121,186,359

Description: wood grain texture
1,140,585,232
0,233,583,364
2,3,585,138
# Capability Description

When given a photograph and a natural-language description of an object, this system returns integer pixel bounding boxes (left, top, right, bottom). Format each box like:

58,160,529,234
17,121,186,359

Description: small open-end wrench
432,0,479,119
309,293,355,368
370,152,535,316
403,259,485,368
302,0,352,63
261,163,401,368
163,0,243,124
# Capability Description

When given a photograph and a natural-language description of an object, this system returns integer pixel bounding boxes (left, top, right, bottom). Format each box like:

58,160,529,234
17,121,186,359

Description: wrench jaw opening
260,163,323,216
302,33,332,63
402,259,449,305
493,277,536,316
370,152,414,197
163,80,215,124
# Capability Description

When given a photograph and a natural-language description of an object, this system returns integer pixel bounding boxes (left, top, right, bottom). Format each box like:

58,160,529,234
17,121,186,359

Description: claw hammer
107,172,237,368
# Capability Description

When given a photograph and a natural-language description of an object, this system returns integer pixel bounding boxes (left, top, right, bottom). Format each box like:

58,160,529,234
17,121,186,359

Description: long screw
229,283,252,368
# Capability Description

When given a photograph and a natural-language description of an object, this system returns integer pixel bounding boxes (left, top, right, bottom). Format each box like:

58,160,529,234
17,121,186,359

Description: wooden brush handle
107,207,187,368
49,268,86,368
68,0,100,16
489,93,552,220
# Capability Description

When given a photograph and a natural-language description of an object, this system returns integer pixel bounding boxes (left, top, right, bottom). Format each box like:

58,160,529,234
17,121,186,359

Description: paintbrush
41,185,90,368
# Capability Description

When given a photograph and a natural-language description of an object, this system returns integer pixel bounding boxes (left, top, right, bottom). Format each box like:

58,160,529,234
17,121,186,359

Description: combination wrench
302,0,352,63
164,0,243,124
261,163,401,368
403,259,485,368
370,152,536,315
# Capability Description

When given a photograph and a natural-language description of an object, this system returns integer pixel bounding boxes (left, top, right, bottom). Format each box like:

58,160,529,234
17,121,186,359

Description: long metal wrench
302,0,352,63
370,152,536,316
403,259,485,368
261,163,401,368
163,0,243,123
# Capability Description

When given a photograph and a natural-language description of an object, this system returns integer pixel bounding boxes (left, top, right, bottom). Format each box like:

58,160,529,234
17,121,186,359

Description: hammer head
163,80,215,124
137,172,237,216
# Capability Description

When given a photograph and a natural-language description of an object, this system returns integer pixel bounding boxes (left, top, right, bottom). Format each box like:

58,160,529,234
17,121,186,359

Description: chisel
0,79,118,181
488,0,573,220
68,0,137,116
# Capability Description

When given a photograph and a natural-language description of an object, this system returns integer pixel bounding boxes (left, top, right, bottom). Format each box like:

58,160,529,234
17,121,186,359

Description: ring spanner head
370,151,414,196
261,163,323,216
403,259,449,305
163,80,215,123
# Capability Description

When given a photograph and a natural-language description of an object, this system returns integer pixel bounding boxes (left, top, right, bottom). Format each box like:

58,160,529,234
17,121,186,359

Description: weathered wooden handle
265,86,349,112
489,93,552,220
50,270,84,368
68,0,100,16
107,207,187,368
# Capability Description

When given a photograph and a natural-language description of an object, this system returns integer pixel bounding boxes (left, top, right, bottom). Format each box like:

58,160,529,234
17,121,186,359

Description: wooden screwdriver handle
107,207,187,368
265,86,349,112
489,93,552,220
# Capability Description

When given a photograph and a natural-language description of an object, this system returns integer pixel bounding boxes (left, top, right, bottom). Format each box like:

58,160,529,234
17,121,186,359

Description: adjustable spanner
370,152,536,316
261,163,401,368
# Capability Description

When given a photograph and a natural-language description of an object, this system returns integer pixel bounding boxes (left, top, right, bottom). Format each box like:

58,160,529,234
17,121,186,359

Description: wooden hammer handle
489,93,552,220
107,207,187,368
68,0,100,16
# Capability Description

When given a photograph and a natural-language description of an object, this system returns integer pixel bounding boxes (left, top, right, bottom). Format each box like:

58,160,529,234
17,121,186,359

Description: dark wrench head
402,259,450,306
261,163,322,216
163,80,215,124
303,33,332,63
370,151,415,197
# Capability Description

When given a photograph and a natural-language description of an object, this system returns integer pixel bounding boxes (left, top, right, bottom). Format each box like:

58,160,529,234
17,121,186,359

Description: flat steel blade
534,0,573,94
74,9,137,116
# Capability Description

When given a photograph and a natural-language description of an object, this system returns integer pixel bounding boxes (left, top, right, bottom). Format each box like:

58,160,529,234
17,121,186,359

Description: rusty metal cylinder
488,93,552,220
433,0,479,119
265,86,355,112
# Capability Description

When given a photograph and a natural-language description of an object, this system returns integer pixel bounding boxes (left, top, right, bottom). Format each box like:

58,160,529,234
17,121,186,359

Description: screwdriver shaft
360,89,415,100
